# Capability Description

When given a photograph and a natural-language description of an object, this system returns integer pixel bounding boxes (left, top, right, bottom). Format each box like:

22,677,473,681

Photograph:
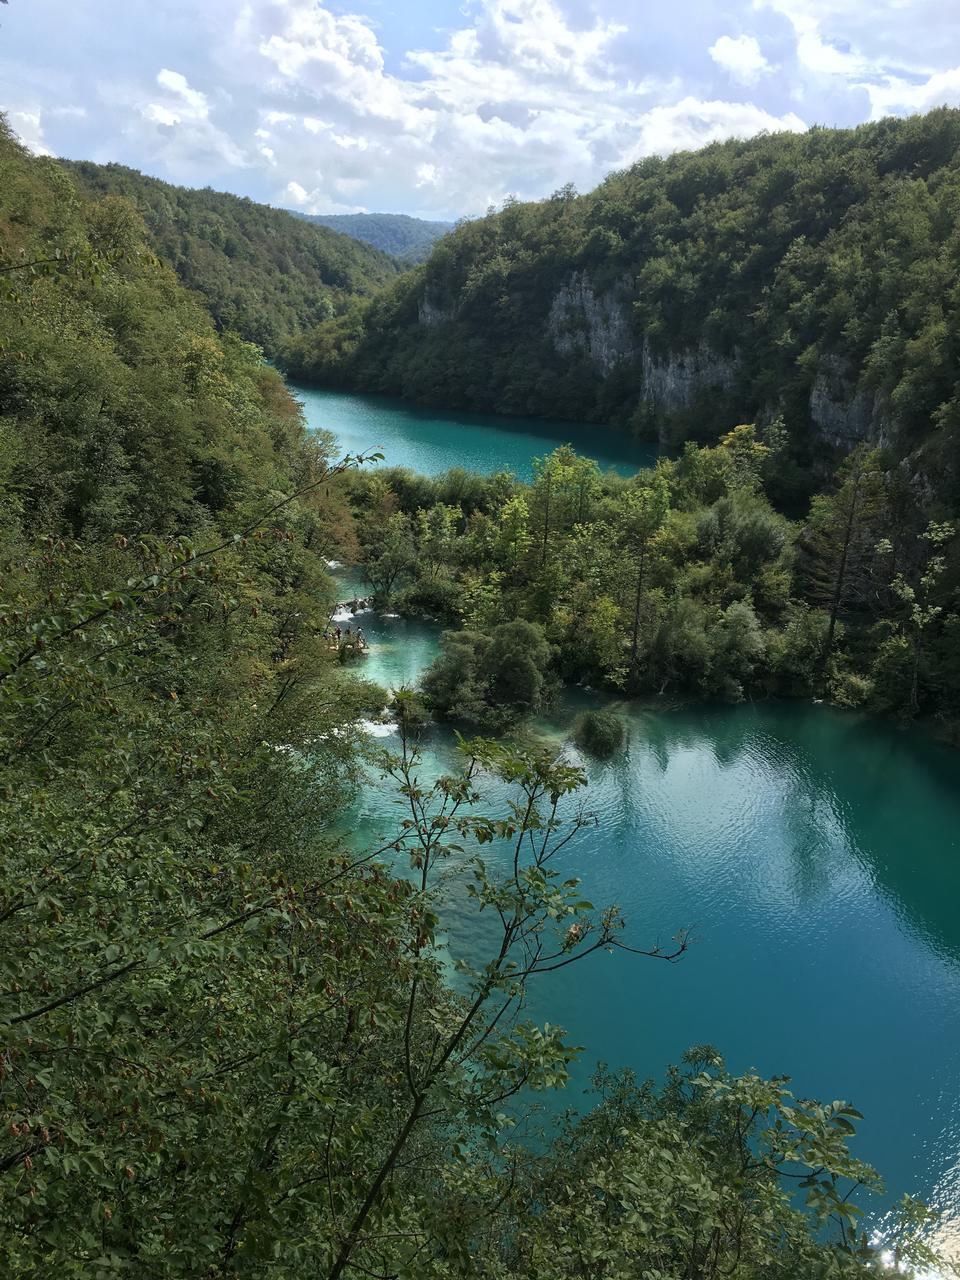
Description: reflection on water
335,582,960,1248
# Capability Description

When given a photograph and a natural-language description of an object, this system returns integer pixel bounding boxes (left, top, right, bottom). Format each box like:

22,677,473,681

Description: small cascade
358,718,399,738
332,602,374,624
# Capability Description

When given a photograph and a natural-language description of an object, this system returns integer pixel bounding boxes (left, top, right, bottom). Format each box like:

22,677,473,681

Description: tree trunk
327,1094,425,1280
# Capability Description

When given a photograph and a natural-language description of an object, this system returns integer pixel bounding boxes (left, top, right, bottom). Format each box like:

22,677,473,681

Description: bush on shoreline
574,708,627,758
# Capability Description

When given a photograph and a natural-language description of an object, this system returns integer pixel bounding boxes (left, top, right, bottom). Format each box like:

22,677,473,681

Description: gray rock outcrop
547,271,637,371
418,286,454,327
639,338,737,412
809,355,886,447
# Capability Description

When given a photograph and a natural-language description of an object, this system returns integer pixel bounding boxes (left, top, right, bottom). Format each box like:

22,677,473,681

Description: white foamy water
332,605,373,623
359,719,398,738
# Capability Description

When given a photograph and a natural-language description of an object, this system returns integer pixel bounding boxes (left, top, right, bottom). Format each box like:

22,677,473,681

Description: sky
2,0,960,221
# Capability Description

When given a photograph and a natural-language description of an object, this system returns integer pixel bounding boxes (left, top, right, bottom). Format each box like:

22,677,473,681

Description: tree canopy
0,114,951,1278
294,211,454,265
64,160,397,357
345,425,958,724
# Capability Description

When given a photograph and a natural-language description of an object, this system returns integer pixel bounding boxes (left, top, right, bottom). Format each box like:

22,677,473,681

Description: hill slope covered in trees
63,160,397,357
281,109,960,508
0,117,946,1277
293,210,454,264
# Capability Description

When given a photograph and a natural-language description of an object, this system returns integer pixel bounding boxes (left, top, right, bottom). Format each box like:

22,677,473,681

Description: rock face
809,355,885,447
546,270,736,412
639,338,736,412
418,267,888,452
547,271,637,371
418,286,454,327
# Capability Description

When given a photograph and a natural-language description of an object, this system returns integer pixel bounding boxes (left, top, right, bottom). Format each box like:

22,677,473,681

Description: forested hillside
64,160,397,356
294,211,454,264
282,109,960,507
0,117,944,1277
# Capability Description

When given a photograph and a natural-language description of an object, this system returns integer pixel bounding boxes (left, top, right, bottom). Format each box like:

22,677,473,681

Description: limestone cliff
543,271,886,447
547,272,637,371
545,270,736,416
639,339,737,414
418,287,455,328
808,355,886,448
412,267,892,450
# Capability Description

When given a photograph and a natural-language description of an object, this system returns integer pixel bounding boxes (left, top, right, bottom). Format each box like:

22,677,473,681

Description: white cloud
407,0,626,92
145,104,181,127
788,17,871,77
256,2,429,134
104,64,250,179
142,69,212,131
863,66,960,119
709,35,772,84
10,0,960,218
140,68,221,138
331,132,368,150
280,176,364,216
753,0,943,82
416,163,440,188
155,69,209,119
745,0,960,133
5,109,52,156
234,0,805,216
621,97,806,163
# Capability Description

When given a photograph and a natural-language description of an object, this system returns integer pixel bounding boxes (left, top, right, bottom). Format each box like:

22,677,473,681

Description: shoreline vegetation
0,112,957,1276
329,572,960,757
336,432,958,738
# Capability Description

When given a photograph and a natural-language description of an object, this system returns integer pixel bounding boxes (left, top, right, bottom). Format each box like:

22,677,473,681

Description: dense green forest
281,108,960,512
343,427,959,730
64,160,397,357
293,211,454,265
0,117,947,1276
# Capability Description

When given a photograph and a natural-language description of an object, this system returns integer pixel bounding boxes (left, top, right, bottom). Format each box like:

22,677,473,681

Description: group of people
323,623,367,652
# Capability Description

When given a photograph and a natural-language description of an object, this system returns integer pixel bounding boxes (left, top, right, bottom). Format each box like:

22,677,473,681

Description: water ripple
337,598,960,1242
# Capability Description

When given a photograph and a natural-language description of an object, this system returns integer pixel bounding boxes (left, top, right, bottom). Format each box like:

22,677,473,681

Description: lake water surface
294,382,656,481
307,388,960,1255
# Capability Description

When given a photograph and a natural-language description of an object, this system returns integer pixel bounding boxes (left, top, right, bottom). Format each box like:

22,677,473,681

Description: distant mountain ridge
62,161,398,357
291,211,454,265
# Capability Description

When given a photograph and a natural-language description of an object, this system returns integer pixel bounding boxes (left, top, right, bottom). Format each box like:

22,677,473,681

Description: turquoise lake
292,383,657,481
305,387,960,1255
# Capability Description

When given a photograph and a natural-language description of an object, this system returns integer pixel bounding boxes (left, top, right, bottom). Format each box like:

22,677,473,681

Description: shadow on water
333,579,960,1233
